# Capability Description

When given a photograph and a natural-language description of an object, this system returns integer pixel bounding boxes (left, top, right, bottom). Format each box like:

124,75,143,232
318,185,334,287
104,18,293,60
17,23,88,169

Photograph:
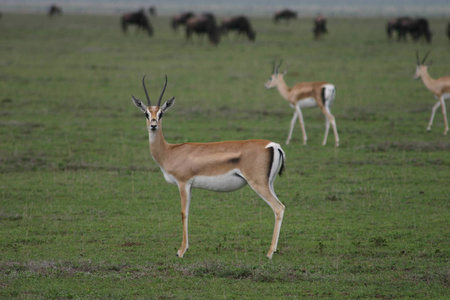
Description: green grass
1,13,449,299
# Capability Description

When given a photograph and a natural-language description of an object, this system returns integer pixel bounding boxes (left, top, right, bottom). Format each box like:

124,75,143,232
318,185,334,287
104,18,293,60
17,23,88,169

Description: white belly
297,97,317,108
191,169,247,192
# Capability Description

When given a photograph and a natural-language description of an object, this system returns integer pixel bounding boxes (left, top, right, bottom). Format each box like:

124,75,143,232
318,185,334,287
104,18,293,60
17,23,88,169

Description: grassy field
0,13,449,299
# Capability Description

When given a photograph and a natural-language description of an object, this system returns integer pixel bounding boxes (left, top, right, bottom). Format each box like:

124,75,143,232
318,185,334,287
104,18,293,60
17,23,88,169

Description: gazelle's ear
132,95,147,113
282,69,288,76
161,96,175,114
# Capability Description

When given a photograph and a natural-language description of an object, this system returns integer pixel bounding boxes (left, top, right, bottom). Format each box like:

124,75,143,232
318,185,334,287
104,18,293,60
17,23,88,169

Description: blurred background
2,0,450,17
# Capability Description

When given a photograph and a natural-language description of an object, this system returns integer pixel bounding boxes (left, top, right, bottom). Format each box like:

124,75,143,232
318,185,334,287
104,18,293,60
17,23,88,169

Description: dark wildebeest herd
22,5,447,45
387,16,432,43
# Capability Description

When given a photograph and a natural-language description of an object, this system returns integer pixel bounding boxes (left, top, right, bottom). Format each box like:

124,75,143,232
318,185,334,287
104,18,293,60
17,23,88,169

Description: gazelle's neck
149,126,169,166
275,78,291,101
420,68,437,91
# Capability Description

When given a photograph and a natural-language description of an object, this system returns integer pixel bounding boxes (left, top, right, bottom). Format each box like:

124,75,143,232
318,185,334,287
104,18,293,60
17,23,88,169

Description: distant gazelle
414,51,450,135
265,61,339,147
132,75,286,259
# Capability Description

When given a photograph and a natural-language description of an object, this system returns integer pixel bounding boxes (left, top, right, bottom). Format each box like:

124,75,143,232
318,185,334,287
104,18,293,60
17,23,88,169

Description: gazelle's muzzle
149,119,158,131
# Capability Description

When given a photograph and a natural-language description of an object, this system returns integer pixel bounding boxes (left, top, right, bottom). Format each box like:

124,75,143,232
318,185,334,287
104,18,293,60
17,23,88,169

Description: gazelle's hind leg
247,144,285,259
248,181,285,259
321,85,339,146
322,106,339,147
439,96,448,135
323,117,330,146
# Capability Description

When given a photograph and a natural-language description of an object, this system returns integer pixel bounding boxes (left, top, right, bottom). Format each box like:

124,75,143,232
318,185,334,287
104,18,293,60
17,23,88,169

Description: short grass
0,13,449,299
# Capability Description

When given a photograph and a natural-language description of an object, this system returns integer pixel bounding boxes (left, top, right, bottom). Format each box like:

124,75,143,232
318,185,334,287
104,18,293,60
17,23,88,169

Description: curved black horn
272,60,277,74
274,60,282,74
416,50,420,65
142,75,151,106
157,75,168,107
277,60,282,72
421,51,430,65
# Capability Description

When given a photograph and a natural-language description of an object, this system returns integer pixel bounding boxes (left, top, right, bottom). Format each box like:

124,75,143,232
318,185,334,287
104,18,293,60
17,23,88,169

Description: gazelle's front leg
286,111,298,144
294,103,307,145
177,182,192,257
439,96,448,135
427,100,441,132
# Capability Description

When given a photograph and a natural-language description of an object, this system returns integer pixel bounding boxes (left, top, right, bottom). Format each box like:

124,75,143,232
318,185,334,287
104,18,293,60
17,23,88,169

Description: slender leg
248,181,285,259
323,117,330,146
247,147,285,260
294,103,307,145
440,96,448,135
427,100,441,132
322,106,339,147
286,111,298,144
177,182,192,257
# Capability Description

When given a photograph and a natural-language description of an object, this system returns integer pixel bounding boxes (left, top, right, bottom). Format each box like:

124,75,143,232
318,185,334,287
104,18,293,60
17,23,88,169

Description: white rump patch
322,84,336,107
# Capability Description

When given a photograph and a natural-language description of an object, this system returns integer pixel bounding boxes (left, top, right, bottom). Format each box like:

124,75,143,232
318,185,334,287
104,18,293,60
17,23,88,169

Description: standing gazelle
131,75,286,259
414,51,450,135
265,61,339,147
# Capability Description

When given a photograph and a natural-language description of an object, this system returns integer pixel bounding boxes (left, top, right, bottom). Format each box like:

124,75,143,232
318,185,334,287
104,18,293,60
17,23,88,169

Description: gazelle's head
132,75,175,132
414,51,431,80
265,60,287,89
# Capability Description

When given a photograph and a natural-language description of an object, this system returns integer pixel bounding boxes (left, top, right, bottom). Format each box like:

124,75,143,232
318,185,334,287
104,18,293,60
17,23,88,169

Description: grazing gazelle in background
414,51,450,135
265,61,339,147
132,75,286,259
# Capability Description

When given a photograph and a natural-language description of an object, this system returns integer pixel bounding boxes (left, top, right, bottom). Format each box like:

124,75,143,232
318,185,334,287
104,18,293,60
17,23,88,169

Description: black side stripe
278,149,285,176
267,147,274,180
321,87,326,105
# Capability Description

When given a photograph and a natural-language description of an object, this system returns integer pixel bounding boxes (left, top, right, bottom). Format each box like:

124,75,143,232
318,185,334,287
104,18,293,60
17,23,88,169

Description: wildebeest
121,9,154,36
149,6,156,16
186,14,220,46
387,17,411,41
387,17,432,43
171,12,195,32
313,14,328,40
447,23,450,40
407,18,432,43
48,4,62,17
274,9,297,24
220,15,256,41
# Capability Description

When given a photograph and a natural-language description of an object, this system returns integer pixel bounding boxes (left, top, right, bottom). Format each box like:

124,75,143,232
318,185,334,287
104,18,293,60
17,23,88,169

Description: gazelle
414,51,450,135
265,61,339,147
131,75,286,259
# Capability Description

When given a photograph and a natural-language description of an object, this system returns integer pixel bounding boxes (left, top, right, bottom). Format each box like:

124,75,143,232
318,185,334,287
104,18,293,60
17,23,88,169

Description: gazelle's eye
145,112,149,119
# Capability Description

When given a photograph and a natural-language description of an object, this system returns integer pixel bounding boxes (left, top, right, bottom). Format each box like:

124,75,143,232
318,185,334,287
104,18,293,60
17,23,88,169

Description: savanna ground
0,13,449,299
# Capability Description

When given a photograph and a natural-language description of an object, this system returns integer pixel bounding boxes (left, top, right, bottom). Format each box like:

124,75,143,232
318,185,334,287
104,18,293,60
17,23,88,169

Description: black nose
150,125,157,131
